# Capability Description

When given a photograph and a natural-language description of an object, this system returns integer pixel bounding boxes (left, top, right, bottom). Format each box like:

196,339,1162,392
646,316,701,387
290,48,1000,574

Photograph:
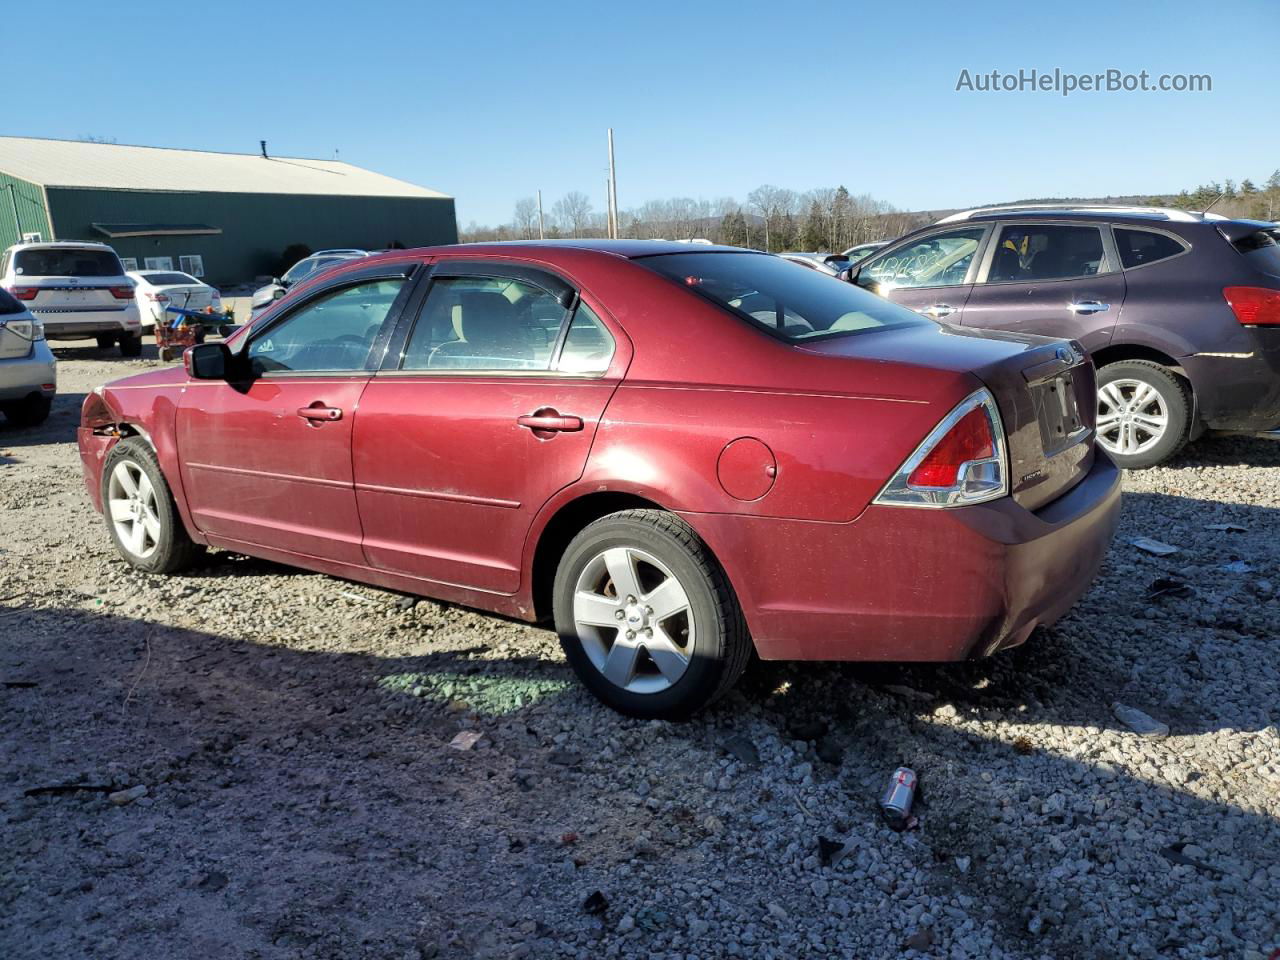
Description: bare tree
552,191,594,238
511,198,539,239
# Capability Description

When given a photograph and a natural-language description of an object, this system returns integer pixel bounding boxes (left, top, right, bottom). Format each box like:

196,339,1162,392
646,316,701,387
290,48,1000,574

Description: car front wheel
1095,360,1191,469
553,509,750,719
101,437,203,573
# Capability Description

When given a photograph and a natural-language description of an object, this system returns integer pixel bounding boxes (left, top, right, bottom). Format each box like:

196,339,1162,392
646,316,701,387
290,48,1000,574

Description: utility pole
607,128,619,239
605,180,613,238
537,189,545,240
3,184,21,239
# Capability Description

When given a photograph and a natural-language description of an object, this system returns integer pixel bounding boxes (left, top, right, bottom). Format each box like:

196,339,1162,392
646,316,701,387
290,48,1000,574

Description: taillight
1223,286,1280,326
109,286,134,300
9,286,38,301
145,292,170,302
874,389,1008,508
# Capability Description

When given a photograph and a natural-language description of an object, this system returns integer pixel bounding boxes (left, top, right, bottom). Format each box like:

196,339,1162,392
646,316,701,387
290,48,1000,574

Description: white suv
0,241,143,356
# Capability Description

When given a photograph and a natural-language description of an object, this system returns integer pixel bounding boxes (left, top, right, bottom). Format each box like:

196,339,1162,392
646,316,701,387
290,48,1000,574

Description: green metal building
0,137,457,284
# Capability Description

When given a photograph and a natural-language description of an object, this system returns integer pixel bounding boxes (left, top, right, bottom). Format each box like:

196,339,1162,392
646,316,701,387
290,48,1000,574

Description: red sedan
78,241,1120,717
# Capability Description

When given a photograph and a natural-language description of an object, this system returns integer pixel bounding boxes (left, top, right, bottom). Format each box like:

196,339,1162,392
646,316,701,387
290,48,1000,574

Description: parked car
778,252,841,276
0,287,56,426
824,241,890,272
128,270,222,333
0,241,142,356
846,205,1280,467
79,241,1120,718
251,250,368,312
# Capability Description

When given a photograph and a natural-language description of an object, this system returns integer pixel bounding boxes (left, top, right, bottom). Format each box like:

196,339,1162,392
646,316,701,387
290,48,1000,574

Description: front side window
401,275,567,371
640,251,931,341
15,247,124,277
987,224,1106,283
1114,228,1186,268
860,228,985,290
247,278,405,374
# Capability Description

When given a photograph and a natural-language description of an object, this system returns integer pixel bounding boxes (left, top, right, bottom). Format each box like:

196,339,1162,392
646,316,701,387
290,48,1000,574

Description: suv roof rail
935,204,1228,224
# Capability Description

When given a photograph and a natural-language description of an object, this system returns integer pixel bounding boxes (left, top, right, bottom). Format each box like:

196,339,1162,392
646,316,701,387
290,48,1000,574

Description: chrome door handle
297,404,343,422
922,303,955,318
1068,301,1110,315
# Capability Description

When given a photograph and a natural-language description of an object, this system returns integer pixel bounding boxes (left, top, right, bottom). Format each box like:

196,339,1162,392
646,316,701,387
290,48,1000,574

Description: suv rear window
0,288,23,315
1232,228,1280,278
14,248,124,277
639,251,930,342
1114,228,1186,268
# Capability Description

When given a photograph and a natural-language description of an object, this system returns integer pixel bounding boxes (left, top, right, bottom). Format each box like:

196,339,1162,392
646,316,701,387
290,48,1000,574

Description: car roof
4,240,116,252
408,239,756,259
937,204,1230,225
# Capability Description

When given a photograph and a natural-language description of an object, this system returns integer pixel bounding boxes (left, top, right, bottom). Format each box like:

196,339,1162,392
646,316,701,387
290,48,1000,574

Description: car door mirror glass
185,342,231,380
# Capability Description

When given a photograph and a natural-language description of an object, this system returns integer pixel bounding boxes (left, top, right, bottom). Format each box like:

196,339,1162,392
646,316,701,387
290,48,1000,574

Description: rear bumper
0,340,57,401
691,451,1122,662
39,306,141,340
1182,328,1280,432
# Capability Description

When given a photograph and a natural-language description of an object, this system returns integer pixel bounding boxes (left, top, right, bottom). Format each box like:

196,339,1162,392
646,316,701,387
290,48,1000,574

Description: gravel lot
2,344,1277,960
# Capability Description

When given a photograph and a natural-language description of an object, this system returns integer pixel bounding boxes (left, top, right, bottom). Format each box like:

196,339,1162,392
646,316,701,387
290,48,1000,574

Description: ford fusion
78,241,1120,717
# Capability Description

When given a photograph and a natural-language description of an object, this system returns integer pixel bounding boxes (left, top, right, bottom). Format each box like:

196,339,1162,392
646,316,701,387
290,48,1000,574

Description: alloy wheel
572,546,695,694
1096,378,1168,458
107,460,162,559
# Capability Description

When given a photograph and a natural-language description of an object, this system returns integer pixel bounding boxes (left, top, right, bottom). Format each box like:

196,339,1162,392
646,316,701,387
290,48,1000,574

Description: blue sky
9,0,1277,226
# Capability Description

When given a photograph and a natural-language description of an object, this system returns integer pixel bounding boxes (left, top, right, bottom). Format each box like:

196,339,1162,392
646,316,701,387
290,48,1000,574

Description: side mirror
184,342,231,380
838,267,854,283
273,286,286,298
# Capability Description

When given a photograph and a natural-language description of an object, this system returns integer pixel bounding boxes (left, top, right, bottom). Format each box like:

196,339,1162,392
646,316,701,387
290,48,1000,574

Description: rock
107,784,147,806
903,927,934,951
1112,703,1170,738
765,902,787,921
955,855,972,874
581,891,608,915
687,918,709,938
196,870,228,892
616,915,635,934
719,735,760,765
448,730,482,751
1028,915,1044,935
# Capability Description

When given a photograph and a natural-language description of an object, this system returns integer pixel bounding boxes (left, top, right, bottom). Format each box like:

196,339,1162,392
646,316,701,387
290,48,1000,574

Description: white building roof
0,136,450,199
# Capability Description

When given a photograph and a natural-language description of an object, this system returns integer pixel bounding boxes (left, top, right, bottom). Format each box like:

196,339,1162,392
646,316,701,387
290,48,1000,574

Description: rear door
176,263,416,563
959,221,1126,353
352,260,627,594
855,225,991,322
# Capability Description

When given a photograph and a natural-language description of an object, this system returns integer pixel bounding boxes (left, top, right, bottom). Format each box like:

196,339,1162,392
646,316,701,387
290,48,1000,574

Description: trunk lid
157,285,214,312
802,324,1096,510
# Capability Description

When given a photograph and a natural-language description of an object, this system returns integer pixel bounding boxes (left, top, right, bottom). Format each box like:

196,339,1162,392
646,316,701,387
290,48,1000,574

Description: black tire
552,509,750,719
1095,360,1191,469
1,394,52,427
119,333,143,358
101,436,204,574
95,334,116,349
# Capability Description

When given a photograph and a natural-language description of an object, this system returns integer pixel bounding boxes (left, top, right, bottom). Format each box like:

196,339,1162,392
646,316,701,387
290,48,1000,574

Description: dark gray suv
848,205,1280,467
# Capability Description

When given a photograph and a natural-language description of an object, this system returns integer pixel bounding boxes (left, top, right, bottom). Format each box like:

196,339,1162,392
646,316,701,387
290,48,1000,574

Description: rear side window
556,302,615,374
0,288,23,315
1231,228,1280,278
402,276,566,371
640,251,930,341
1114,228,1186,268
988,225,1106,282
14,248,124,277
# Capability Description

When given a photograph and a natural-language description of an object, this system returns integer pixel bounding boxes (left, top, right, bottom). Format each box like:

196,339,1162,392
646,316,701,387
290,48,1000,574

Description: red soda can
879,767,917,831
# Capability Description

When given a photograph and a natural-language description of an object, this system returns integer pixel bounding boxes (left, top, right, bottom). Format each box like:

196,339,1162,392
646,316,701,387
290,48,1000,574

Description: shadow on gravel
1168,432,1280,468
3,592,1277,959
0,391,87,447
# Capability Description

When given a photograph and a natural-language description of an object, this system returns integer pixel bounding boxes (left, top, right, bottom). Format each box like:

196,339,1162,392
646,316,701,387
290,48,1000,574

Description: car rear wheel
95,334,115,349
553,509,750,719
102,437,204,574
1095,360,1190,468
119,333,143,358
1,394,51,427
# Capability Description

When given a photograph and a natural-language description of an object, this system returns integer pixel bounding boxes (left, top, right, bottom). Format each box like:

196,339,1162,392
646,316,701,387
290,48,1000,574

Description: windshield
14,248,124,278
639,251,931,342
141,272,199,286
283,256,343,284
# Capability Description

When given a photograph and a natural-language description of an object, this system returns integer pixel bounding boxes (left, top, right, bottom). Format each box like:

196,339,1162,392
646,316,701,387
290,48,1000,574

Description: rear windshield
15,248,124,278
639,251,931,342
1233,228,1280,278
141,272,199,285
0,288,23,315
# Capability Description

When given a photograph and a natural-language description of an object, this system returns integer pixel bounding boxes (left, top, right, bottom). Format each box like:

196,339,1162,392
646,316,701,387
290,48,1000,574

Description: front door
958,222,1126,354
353,264,624,595
855,225,990,322
176,272,413,563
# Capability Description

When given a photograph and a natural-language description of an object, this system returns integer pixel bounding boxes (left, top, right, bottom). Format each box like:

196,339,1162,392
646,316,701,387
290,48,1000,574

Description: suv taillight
874,389,1008,508
1223,286,1280,326
109,286,134,300
9,286,38,301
